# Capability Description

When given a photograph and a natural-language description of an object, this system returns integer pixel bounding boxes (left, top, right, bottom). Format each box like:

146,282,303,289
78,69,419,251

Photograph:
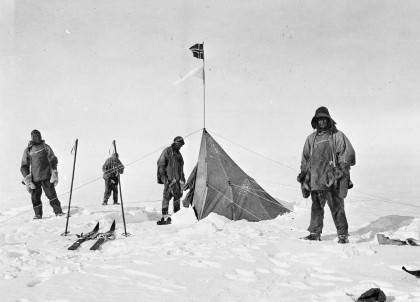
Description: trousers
307,189,348,236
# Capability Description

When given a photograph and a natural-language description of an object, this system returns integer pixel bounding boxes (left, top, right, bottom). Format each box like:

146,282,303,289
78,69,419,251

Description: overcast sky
1,0,419,210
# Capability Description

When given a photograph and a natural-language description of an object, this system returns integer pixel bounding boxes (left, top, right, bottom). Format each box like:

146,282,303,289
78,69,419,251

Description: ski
90,220,116,250
157,217,172,225
68,222,100,250
402,266,420,277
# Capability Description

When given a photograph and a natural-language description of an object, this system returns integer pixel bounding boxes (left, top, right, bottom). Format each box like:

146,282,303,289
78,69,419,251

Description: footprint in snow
224,269,257,283
97,265,124,269
256,268,271,274
132,260,152,265
26,278,45,287
181,259,222,268
310,273,353,283
124,269,161,280
137,282,175,293
269,258,290,268
279,280,312,290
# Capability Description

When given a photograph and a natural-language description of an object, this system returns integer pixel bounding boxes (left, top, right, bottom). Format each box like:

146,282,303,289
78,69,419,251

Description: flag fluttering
189,43,204,59
173,66,204,85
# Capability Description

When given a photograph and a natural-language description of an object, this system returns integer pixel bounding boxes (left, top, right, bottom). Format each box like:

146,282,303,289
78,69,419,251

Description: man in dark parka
298,107,356,243
157,136,186,219
20,130,64,219
102,153,124,205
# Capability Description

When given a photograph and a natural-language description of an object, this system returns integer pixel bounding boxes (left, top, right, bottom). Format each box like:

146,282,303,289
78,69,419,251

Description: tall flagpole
203,41,206,129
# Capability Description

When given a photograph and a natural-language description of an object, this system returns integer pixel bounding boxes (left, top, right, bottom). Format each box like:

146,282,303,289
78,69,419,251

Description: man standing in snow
298,107,356,244
157,136,186,222
21,130,64,219
102,153,124,205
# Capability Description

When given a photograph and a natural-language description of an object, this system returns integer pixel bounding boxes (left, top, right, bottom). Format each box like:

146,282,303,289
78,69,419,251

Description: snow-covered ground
1,194,420,302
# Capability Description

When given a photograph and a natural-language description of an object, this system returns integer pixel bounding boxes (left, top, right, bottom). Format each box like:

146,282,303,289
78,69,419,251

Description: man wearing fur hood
298,107,356,244
20,130,64,219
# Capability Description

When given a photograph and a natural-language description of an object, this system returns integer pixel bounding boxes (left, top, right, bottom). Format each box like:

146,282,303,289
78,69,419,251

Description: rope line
3,127,420,225
0,129,203,226
209,129,298,172
230,183,292,212
208,130,419,212
207,183,262,221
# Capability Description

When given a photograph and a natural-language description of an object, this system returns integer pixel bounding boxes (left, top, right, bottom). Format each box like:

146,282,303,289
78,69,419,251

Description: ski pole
112,140,131,237
62,139,78,236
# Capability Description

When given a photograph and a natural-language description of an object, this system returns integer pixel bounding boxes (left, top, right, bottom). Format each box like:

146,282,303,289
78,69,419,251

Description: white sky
1,0,419,210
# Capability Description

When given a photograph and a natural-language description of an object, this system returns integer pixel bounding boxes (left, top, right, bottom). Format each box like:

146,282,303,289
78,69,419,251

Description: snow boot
338,235,349,244
157,215,172,225
173,200,180,213
55,212,66,217
33,215,42,220
302,233,321,241
102,201,108,205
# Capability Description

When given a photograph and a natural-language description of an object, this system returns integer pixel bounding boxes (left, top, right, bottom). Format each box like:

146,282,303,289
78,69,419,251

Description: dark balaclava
31,129,42,145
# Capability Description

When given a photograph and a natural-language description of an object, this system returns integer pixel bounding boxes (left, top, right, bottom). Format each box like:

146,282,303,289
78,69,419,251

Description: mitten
24,174,36,193
297,171,306,183
50,170,59,186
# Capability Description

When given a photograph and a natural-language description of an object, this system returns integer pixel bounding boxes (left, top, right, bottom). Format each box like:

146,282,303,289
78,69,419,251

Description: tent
184,129,291,221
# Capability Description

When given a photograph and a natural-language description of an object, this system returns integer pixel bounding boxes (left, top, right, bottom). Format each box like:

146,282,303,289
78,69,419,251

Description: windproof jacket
157,145,185,184
21,140,58,182
103,157,124,180
300,130,355,193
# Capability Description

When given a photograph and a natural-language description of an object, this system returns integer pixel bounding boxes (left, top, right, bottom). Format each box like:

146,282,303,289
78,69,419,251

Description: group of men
20,106,355,243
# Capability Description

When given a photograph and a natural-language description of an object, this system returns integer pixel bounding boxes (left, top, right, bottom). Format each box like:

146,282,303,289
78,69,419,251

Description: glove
297,171,306,183
110,179,116,184
50,170,59,186
24,174,36,193
161,176,169,184
180,180,185,190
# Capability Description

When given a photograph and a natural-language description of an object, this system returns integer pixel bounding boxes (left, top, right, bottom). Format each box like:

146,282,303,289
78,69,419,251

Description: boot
302,233,321,241
33,215,42,220
102,200,108,205
173,200,180,213
338,235,349,244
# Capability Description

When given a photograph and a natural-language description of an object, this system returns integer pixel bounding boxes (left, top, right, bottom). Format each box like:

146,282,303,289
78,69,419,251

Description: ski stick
62,139,78,236
112,140,131,236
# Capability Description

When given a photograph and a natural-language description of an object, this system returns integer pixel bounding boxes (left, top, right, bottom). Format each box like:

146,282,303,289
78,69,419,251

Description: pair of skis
68,220,116,251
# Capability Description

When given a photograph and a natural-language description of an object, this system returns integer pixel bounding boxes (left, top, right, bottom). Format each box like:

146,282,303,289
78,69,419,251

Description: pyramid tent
186,129,291,221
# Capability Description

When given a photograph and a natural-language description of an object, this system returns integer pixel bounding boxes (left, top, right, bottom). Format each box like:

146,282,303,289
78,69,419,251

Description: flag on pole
173,66,203,85
189,43,204,59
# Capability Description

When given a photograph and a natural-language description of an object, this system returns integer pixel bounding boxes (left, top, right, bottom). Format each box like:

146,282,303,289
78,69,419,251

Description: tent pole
203,41,206,129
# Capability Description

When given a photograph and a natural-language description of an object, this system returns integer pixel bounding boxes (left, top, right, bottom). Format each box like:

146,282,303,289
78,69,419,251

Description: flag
173,66,203,85
189,43,204,59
